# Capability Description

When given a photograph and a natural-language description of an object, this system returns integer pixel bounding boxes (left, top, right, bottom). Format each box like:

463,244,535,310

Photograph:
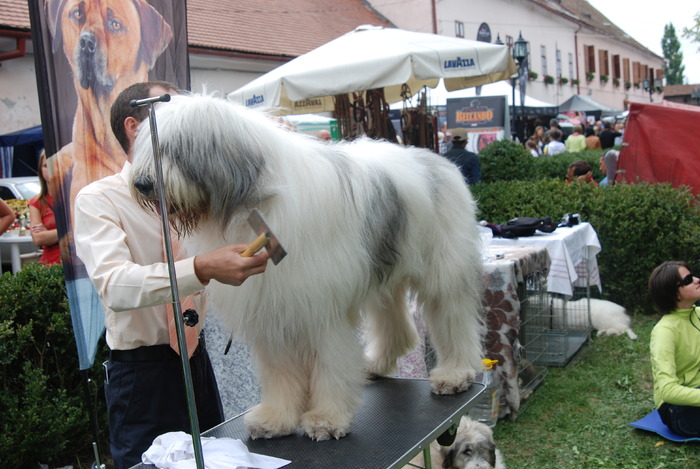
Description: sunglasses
679,273,695,287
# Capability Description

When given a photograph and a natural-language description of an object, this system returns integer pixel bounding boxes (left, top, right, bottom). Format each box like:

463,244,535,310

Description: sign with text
446,96,506,130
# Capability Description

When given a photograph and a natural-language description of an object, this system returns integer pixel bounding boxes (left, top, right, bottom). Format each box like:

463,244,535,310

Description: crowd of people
435,116,624,188
525,118,624,157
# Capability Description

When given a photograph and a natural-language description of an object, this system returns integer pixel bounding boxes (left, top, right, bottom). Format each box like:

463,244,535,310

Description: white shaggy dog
129,94,485,441
550,297,637,339
406,417,506,469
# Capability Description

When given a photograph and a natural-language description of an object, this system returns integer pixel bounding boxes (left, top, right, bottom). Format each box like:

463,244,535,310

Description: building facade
369,0,666,110
0,0,670,136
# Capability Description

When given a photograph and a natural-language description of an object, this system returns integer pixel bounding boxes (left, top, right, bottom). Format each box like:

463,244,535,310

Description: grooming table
132,377,484,468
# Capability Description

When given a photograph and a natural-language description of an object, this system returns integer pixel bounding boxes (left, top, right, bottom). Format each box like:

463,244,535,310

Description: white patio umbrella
227,25,518,115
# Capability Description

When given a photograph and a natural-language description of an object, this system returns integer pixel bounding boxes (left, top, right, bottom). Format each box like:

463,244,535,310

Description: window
505,35,513,48
632,61,640,83
540,45,548,76
612,54,621,79
585,45,596,73
568,52,574,79
455,21,464,38
656,68,664,83
598,49,610,77
556,49,562,78
623,58,630,83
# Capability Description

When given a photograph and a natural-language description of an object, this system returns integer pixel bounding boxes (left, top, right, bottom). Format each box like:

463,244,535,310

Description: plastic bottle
468,358,501,428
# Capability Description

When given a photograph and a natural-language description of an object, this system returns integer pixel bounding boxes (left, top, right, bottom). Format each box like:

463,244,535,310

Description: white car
0,176,41,201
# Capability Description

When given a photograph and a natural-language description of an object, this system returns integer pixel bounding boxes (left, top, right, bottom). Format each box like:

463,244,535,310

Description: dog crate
515,269,548,403
521,270,593,367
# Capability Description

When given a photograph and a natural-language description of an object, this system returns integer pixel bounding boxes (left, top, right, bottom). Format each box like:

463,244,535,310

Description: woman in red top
28,151,61,265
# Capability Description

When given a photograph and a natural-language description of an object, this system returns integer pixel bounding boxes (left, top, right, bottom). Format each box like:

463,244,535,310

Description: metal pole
145,100,205,469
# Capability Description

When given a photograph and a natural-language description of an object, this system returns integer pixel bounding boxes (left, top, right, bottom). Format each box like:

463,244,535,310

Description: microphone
130,94,171,108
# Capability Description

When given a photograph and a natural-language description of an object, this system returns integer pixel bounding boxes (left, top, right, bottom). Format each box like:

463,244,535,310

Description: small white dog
130,94,485,441
550,297,637,339
407,417,506,469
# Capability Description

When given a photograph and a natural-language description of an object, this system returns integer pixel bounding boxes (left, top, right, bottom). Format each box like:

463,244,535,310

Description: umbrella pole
135,97,205,469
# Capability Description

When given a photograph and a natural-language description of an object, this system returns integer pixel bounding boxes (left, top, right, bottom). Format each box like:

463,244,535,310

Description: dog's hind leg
300,321,366,441
421,289,484,394
364,282,419,377
244,341,308,439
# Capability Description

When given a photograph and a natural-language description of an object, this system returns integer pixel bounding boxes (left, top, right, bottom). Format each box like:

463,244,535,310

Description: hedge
0,263,109,468
471,179,700,312
479,139,608,183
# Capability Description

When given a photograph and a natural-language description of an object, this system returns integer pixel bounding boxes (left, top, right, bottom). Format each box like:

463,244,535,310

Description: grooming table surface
132,377,484,469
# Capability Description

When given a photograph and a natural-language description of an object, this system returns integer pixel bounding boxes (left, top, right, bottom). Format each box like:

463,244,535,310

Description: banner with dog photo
27,0,190,370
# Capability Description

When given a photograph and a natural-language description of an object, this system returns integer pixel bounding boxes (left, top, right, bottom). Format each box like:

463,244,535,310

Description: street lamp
512,32,529,142
643,77,662,103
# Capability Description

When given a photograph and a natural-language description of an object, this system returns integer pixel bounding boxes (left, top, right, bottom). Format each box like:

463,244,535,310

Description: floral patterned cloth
396,246,551,421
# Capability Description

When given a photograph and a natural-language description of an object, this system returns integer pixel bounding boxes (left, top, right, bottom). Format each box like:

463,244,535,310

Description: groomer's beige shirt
74,162,204,351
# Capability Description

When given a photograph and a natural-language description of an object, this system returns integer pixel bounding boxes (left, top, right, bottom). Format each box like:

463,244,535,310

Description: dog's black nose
134,175,155,197
79,32,97,54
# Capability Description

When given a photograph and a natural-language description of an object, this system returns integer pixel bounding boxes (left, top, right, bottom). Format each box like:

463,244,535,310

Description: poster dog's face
46,0,172,100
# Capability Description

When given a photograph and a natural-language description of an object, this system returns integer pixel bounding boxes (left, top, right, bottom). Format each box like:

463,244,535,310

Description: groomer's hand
194,244,270,286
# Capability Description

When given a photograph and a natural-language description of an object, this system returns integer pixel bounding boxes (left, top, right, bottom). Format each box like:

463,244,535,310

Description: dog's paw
429,367,475,395
300,410,351,441
244,404,298,439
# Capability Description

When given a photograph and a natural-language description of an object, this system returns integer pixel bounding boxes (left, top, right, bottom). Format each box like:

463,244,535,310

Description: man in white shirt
74,82,270,469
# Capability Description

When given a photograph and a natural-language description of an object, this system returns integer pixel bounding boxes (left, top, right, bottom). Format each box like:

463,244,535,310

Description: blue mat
629,409,700,442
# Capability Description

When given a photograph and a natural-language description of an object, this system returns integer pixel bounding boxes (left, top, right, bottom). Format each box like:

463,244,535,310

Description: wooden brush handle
242,232,269,257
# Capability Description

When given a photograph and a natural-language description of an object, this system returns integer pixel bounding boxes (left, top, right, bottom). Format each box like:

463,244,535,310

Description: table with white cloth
488,222,602,297
396,245,551,421
0,232,36,274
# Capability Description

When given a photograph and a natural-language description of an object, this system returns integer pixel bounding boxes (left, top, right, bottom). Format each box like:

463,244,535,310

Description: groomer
74,81,270,469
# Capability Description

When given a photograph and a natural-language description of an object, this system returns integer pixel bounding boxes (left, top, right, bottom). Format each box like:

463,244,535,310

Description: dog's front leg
300,324,366,441
244,341,307,439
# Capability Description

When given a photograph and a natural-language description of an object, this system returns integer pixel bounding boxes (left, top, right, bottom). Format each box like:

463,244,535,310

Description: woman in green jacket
648,260,700,437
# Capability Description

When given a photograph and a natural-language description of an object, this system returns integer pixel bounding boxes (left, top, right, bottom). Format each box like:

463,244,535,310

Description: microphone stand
132,94,205,469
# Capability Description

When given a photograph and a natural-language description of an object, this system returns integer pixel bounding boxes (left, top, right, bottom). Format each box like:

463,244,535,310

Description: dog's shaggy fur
550,297,637,339
406,417,506,469
130,94,485,441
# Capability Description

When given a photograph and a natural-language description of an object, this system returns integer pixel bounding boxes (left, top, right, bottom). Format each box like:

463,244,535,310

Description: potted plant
559,77,569,85
625,81,632,90
528,70,538,81
600,74,609,83
571,78,580,86
586,71,595,81
544,75,554,85
613,77,620,87
634,82,641,89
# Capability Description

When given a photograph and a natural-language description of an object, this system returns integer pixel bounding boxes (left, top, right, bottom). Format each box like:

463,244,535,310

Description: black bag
485,216,558,239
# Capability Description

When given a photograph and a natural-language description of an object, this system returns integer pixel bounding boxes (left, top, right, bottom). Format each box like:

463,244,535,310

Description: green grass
493,314,700,468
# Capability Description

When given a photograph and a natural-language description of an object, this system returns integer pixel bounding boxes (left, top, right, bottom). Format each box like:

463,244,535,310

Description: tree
683,12,700,49
662,23,685,85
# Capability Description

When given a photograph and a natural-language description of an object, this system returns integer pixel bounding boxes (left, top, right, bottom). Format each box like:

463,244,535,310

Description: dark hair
110,81,180,154
585,127,595,137
569,159,592,177
648,260,690,314
549,128,562,141
35,149,50,208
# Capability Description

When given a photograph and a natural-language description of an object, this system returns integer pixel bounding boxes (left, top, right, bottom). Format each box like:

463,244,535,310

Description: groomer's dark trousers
104,338,224,469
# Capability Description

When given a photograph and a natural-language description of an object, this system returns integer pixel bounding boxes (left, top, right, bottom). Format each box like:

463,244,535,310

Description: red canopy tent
618,101,700,195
